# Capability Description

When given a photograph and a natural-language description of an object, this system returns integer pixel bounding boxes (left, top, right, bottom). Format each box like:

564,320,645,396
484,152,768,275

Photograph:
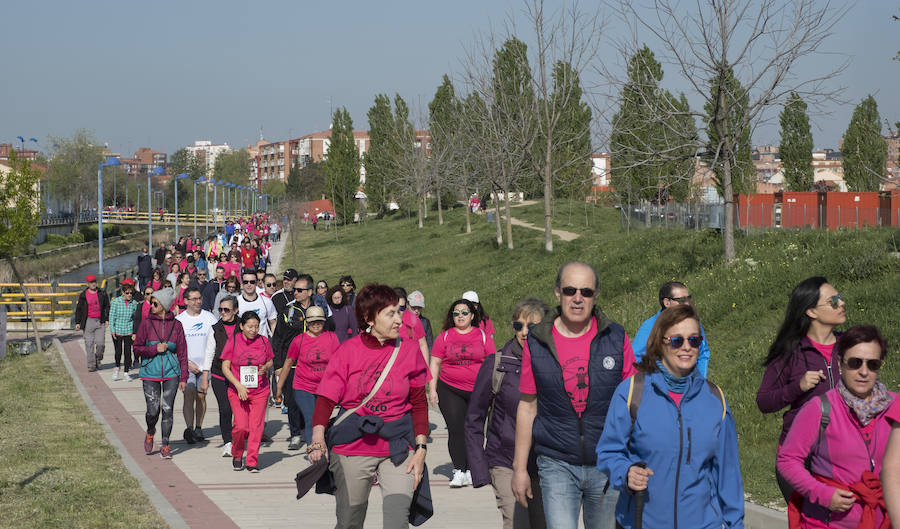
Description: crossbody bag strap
332,338,402,429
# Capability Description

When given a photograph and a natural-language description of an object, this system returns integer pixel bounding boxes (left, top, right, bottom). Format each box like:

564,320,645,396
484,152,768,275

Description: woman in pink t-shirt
429,298,496,488
221,311,274,473
308,284,429,529
273,306,339,447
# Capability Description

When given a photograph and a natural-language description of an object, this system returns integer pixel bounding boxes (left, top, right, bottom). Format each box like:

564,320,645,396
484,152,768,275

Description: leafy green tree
166,148,204,212
548,61,593,199
428,74,461,225
213,149,250,186
262,179,285,200
842,95,886,191
1,152,45,351
286,162,327,201
779,92,814,191
47,129,104,233
324,107,361,223
704,68,755,196
364,94,398,216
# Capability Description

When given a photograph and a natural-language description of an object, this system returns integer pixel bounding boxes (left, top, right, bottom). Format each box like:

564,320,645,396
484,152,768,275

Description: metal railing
100,210,242,226
1,265,138,326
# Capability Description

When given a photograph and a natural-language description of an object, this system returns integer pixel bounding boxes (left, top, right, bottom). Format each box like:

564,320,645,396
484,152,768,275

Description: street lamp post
147,167,164,252
193,177,199,237
97,156,121,275
212,180,218,231
174,173,189,241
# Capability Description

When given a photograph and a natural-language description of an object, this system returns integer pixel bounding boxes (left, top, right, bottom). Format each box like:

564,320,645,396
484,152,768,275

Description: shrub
66,232,84,244
45,234,67,246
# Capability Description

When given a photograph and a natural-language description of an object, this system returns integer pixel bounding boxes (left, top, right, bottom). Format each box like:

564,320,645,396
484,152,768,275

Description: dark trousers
143,378,178,445
282,368,304,437
211,375,233,444
112,335,134,370
437,378,472,471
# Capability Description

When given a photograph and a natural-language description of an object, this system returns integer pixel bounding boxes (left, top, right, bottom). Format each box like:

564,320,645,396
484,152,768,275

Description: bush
79,224,121,242
66,232,85,244
45,234,68,246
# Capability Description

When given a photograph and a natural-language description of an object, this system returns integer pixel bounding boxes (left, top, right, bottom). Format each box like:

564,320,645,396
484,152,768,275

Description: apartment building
186,140,231,178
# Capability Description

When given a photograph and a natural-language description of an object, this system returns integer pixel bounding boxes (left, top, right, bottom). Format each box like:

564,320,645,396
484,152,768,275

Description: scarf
655,360,699,393
838,379,892,426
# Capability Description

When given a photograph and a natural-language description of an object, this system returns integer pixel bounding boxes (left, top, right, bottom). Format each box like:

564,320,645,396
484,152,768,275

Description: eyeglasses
819,293,844,309
844,357,883,371
265,282,276,287
187,296,202,302
341,283,352,287
243,279,256,284
453,310,471,317
560,286,595,298
513,321,537,332
317,284,327,289
668,295,692,303
144,291,153,296
151,301,161,307
399,305,407,312
219,307,233,313
663,335,703,349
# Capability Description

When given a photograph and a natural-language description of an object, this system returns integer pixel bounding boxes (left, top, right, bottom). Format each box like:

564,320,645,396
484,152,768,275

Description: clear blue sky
1,1,895,156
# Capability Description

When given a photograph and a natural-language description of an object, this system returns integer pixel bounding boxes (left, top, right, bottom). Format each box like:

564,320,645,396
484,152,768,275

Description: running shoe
193,427,205,442
222,442,232,457
123,372,134,382
247,466,259,473
143,432,154,454
288,436,303,451
449,469,465,488
281,405,288,414
463,470,472,486
184,428,196,445
272,396,283,407
112,367,120,381
233,458,244,471
160,445,172,459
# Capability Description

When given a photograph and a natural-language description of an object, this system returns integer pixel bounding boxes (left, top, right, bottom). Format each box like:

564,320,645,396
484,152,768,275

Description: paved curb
52,337,190,529
745,501,787,529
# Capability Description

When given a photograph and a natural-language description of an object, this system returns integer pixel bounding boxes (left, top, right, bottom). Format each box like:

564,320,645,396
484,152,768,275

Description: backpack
625,371,726,440
483,352,509,436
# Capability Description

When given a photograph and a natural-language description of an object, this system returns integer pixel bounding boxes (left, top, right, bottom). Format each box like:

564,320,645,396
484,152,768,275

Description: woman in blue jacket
596,304,744,529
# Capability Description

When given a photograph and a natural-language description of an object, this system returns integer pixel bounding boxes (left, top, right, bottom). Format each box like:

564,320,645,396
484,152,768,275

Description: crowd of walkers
76,222,900,529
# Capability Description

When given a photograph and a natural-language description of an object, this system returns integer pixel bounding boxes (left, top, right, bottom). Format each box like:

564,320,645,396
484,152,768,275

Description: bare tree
607,0,847,262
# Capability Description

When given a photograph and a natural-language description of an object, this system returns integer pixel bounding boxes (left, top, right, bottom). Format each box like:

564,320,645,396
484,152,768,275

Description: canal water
57,252,142,283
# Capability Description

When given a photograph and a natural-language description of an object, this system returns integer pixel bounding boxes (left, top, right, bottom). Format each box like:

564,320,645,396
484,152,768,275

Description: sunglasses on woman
664,335,703,349
219,307,233,313
512,321,537,332
561,286,595,298
453,310,471,317
819,293,844,309
844,357,883,371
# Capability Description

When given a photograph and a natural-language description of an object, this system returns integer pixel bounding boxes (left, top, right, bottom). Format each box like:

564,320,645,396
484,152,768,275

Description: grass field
283,200,900,507
0,346,168,529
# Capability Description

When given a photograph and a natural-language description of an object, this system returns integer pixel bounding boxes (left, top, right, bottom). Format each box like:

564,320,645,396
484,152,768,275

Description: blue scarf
655,360,699,393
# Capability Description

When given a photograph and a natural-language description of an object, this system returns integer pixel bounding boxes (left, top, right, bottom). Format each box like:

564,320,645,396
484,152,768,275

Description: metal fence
625,203,725,230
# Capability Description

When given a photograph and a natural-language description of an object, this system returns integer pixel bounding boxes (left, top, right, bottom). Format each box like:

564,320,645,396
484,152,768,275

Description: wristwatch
414,443,428,452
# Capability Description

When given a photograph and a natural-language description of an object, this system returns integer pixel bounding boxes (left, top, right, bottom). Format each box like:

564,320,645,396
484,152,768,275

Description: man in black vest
512,262,637,529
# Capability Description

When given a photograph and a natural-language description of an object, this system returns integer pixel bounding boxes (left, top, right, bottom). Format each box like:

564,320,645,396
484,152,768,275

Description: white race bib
240,365,258,388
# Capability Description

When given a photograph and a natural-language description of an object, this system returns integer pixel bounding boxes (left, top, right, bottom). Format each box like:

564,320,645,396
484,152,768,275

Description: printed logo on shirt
450,344,474,366
190,322,204,332
304,345,328,373
602,356,615,370
357,362,393,413
562,360,589,407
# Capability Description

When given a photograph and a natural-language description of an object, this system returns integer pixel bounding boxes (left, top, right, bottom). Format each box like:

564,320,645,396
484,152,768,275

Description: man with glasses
512,262,636,529
175,287,218,444
272,268,299,315
236,270,277,338
631,281,710,377
270,273,314,450
261,273,278,299
74,274,110,372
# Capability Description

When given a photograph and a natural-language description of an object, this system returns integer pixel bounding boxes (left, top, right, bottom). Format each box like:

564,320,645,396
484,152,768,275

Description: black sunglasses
219,307,233,313
844,357,883,371
664,335,703,349
560,286,595,298
243,279,256,284
819,293,844,309
668,295,692,303
512,321,537,332
399,305,407,312
265,282,276,287
452,310,471,317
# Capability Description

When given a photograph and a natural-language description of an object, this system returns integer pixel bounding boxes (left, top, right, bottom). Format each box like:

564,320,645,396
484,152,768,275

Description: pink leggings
228,389,267,467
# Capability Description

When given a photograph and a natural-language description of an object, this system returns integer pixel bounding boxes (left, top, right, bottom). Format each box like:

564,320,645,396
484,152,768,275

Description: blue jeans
294,388,316,445
536,455,617,529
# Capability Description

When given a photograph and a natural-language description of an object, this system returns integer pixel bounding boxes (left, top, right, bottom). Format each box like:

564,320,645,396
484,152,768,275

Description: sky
1,1,896,157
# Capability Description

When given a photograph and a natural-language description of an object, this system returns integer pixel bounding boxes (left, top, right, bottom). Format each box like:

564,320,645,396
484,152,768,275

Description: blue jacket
596,371,744,529
632,310,710,377
528,309,626,466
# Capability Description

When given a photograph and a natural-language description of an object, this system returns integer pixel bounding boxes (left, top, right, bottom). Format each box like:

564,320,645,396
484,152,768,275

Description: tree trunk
73,196,82,234
417,196,424,228
504,186,514,249
543,135,553,252
423,195,428,219
723,159,735,263
493,190,503,246
7,258,42,354
436,190,444,225
464,189,472,233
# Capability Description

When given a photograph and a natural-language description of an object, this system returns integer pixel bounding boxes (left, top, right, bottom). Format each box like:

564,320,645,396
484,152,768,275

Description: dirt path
502,199,581,241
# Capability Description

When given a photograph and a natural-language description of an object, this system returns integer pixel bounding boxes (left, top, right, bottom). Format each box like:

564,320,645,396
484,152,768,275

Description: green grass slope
283,200,900,506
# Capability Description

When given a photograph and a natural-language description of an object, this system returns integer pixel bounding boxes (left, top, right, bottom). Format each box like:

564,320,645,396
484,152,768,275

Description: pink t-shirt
220,332,274,397
669,391,683,407
432,327,496,391
85,290,101,319
519,317,637,415
317,334,429,457
223,261,241,279
401,309,426,341
287,331,340,392
886,399,900,426
809,339,834,359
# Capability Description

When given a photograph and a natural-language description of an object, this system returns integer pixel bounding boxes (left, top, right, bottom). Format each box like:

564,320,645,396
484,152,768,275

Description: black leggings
112,335,134,370
211,375,233,444
143,378,179,445
437,378,472,471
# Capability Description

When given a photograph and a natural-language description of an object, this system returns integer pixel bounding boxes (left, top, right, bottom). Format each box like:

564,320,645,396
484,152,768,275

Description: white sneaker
123,372,133,382
463,470,472,486
222,442,232,457
112,367,120,381
449,469,465,488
